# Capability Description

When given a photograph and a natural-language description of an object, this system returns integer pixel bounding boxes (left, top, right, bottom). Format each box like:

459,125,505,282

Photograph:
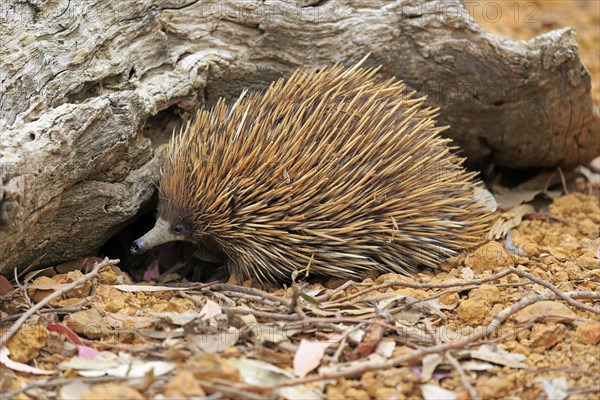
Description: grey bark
1,0,598,274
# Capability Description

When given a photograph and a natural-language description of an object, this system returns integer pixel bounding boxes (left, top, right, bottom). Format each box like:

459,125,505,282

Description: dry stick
567,386,600,396
239,291,598,391
315,280,358,302
0,306,82,324
507,267,600,315
1,376,129,398
178,290,205,307
13,265,34,312
13,254,45,283
557,166,569,195
197,379,265,400
219,291,281,306
323,269,515,306
209,284,293,308
330,323,368,363
483,321,535,345
445,351,481,400
224,307,299,321
290,286,308,319
0,257,119,349
387,281,532,315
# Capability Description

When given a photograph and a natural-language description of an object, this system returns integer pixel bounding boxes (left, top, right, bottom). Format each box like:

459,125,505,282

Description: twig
12,254,45,283
13,264,34,310
178,290,205,307
0,374,127,398
223,307,300,321
567,386,600,396
393,281,531,311
197,379,266,399
482,321,535,345
323,269,515,305
330,323,368,363
290,285,307,319
0,306,82,324
219,291,281,307
209,284,293,308
238,291,598,390
0,257,119,348
557,166,569,194
445,351,481,400
315,280,357,302
507,267,599,315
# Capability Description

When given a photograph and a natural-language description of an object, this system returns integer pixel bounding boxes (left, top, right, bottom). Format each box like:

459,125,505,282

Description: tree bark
1,0,598,274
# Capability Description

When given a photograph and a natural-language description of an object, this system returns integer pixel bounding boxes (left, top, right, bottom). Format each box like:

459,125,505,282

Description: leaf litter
0,189,598,399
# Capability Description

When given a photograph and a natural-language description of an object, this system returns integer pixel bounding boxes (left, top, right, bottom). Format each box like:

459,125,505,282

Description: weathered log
0,0,597,273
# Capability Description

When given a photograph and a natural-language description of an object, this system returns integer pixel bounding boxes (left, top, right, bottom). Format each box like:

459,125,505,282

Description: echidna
131,62,493,283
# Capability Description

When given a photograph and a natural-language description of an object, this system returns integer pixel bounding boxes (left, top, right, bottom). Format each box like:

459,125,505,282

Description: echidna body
131,63,493,283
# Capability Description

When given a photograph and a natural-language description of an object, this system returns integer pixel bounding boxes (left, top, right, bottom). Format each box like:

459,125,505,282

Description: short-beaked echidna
131,63,493,283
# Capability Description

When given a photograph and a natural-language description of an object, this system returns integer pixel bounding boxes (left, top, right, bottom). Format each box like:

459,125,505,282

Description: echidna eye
173,224,184,234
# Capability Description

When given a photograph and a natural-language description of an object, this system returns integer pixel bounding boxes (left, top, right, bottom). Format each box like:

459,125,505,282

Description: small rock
439,292,459,306
375,273,412,284
578,256,600,270
83,384,144,400
575,320,600,344
6,318,49,363
530,323,567,349
65,308,105,339
345,388,370,400
469,284,501,304
375,387,405,400
163,370,206,397
465,242,514,272
475,375,516,399
457,298,491,324
513,234,540,256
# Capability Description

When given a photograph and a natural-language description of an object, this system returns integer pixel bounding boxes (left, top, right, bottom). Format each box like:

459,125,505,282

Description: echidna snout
132,62,494,283
131,218,190,255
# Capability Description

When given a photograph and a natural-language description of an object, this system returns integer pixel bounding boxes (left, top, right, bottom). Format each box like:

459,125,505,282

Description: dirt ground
0,1,598,399
1,192,598,399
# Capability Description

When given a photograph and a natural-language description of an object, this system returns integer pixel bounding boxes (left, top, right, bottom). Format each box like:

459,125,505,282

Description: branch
0,257,119,348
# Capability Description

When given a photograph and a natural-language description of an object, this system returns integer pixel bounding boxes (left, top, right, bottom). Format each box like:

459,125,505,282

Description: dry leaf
229,357,321,400
488,204,535,240
293,339,331,378
151,310,202,326
474,186,497,212
375,340,396,358
60,351,176,378
470,344,527,368
0,347,55,375
420,353,443,382
189,327,239,353
0,275,13,295
514,301,578,323
200,299,222,319
421,383,456,400
536,377,568,400
113,284,189,292
58,380,93,399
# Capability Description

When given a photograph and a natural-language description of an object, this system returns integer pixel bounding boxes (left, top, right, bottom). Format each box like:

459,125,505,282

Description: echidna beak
130,239,147,254
130,218,179,255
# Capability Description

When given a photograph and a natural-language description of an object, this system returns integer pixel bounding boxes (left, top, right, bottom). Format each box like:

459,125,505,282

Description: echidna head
130,152,202,255
130,201,195,255
130,131,229,259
